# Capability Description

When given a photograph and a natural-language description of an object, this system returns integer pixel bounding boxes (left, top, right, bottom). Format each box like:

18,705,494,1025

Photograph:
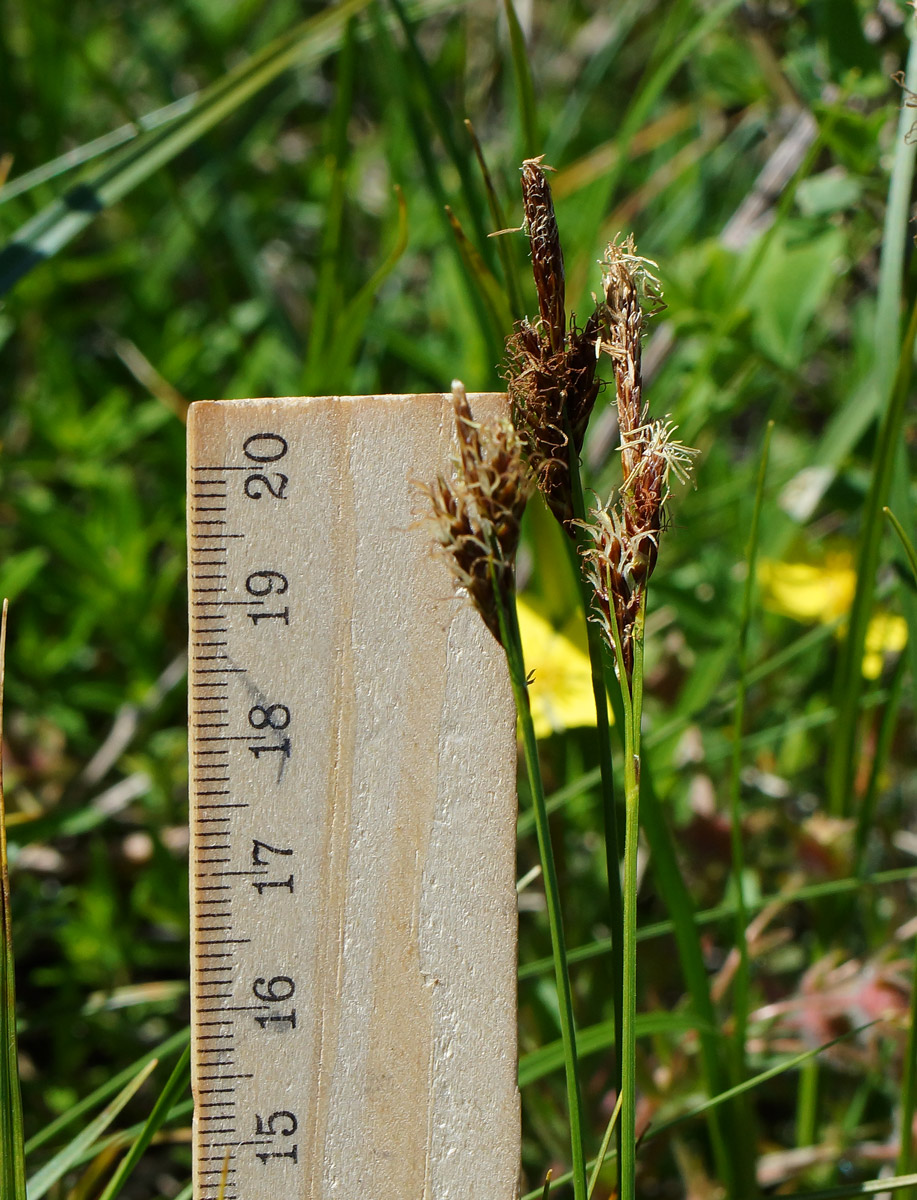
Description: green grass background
2,0,917,1196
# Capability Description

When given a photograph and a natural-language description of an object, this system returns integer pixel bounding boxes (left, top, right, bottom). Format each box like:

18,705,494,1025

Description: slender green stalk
491,574,587,1200
23,1027,189,1155
897,937,917,1198
885,506,917,582
502,0,539,158
520,865,917,980
828,26,917,811
729,420,772,1040
0,602,27,1200
888,503,917,1198
723,420,772,1186
856,650,906,874
563,417,624,1154
524,1021,878,1200
588,1091,623,1199
465,118,526,319
97,1046,190,1200
795,1058,818,1149
302,17,356,394
0,0,430,295
26,1060,158,1200
620,599,645,1200
603,585,644,1200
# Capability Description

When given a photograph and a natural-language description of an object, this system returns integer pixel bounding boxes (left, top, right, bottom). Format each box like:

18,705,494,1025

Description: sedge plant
423,159,696,1200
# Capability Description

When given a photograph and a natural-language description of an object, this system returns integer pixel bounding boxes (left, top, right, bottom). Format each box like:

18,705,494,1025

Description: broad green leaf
744,226,845,369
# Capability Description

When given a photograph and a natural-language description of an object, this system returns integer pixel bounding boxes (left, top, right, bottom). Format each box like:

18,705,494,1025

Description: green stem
563,420,624,1132
492,576,588,1200
603,586,643,1200
621,597,645,1200
897,931,917,1198
725,420,772,1188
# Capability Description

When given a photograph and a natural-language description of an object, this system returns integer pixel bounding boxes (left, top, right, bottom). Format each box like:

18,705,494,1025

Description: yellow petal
758,555,907,679
862,612,908,680
517,598,605,739
758,554,856,623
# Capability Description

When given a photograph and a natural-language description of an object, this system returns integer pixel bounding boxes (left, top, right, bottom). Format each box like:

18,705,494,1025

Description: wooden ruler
187,395,519,1200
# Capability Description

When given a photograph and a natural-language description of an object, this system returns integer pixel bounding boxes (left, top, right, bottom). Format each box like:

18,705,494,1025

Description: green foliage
1,0,916,1195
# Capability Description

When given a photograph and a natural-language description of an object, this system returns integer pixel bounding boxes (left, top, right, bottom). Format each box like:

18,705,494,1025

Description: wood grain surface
188,394,520,1200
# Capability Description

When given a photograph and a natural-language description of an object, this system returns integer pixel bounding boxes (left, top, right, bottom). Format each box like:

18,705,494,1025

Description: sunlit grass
1,0,916,1195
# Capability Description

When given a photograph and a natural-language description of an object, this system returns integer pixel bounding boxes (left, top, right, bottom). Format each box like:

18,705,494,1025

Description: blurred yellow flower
517,598,605,739
757,553,907,679
757,554,855,623
863,611,908,680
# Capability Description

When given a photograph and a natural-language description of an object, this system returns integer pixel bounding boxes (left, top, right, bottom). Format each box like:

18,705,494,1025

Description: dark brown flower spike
504,158,601,529
423,382,532,644
520,156,566,355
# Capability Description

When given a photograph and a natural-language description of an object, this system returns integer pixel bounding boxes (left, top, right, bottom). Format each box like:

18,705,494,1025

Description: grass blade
725,420,773,1181
885,505,917,1197
589,0,745,216
465,118,525,318
26,1058,158,1200
327,186,410,387
519,1011,702,1089
0,0,456,295
526,1024,877,1200
445,205,515,335
96,1045,190,1200
0,95,197,204
826,13,917,810
778,1174,917,1199
0,601,27,1200
494,580,587,1200
23,1028,189,1157
519,866,917,980
828,295,917,814
386,0,494,260
639,760,738,1192
502,0,539,158
885,507,917,582
301,16,358,394
368,4,503,369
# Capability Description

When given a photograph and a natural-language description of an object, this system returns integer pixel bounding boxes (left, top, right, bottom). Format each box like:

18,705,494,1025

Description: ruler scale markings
189,396,518,1200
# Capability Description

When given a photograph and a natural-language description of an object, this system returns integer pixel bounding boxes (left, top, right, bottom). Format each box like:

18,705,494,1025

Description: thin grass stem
524,1012,876,1200
616,594,644,1200
563,414,624,1158
723,420,772,1187
588,1090,623,1199
502,0,539,158
828,26,917,810
897,938,917,1198
795,1058,818,1150
0,600,27,1200
491,573,587,1200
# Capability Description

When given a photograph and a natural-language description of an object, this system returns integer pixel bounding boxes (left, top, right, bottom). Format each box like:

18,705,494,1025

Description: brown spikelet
422,382,532,644
504,158,601,529
520,156,566,355
579,239,696,679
